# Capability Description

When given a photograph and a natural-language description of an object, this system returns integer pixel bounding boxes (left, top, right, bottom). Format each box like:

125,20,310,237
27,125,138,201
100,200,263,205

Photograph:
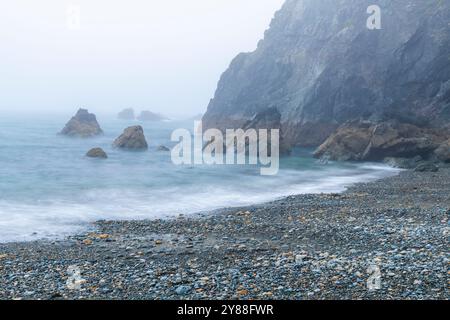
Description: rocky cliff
203,0,450,148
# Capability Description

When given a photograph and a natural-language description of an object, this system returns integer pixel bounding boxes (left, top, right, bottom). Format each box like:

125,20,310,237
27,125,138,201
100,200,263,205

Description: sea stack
157,145,170,152
118,108,135,120
202,0,450,153
113,126,148,150
137,111,168,122
435,139,450,163
86,147,108,159
60,108,103,138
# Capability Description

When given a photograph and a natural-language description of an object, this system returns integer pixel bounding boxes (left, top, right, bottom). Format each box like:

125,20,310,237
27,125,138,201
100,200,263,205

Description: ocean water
0,114,401,243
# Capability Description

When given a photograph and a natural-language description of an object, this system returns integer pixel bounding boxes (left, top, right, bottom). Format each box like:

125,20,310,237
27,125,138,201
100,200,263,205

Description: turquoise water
0,114,400,242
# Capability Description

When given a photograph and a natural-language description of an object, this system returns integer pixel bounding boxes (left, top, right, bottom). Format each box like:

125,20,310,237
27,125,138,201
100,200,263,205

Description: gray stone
137,111,168,122
384,156,423,169
86,147,108,159
435,139,450,163
414,163,439,173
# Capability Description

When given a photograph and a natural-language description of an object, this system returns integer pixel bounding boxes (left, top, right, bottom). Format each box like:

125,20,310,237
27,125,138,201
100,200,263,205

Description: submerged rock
117,108,135,120
86,147,108,159
60,109,103,137
113,126,148,150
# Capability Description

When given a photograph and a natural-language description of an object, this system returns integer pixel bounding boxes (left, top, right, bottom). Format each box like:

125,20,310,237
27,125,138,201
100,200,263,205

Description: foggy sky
0,0,284,118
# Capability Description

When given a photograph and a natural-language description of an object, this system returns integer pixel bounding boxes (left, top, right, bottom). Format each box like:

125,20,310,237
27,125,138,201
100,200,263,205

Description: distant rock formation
113,126,148,150
86,147,108,159
137,111,168,122
314,120,447,162
435,139,450,163
118,108,135,120
157,145,170,152
60,109,103,138
202,0,450,150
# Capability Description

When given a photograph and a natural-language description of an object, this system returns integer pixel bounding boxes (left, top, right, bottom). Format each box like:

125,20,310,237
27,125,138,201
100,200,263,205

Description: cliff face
203,0,450,147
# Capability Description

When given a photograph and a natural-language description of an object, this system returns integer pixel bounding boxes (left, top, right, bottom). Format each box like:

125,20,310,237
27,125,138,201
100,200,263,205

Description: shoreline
0,161,401,245
0,168,448,299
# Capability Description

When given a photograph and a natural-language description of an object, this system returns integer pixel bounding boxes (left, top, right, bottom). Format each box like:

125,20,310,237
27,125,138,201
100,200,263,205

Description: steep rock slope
203,0,450,147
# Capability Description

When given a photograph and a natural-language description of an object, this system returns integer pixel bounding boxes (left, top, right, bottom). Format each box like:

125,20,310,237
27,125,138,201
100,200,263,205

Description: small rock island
60,108,103,138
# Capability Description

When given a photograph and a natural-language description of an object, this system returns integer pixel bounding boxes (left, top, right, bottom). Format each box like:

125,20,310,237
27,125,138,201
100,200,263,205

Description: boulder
113,126,148,150
242,107,291,155
434,139,450,163
202,107,291,156
314,121,444,161
118,108,135,120
60,109,103,137
414,162,439,172
86,148,108,159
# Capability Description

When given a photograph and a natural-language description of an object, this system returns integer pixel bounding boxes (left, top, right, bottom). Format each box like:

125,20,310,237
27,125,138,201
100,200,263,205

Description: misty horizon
0,0,284,117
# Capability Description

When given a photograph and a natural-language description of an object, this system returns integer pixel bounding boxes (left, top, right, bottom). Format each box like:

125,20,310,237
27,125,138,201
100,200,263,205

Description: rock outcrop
118,108,135,120
242,107,290,154
202,0,450,148
435,139,450,163
137,111,168,122
314,120,447,161
113,126,148,150
157,145,170,152
383,156,423,170
202,107,290,155
189,114,203,121
414,162,439,173
60,109,103,137
86,148,108,159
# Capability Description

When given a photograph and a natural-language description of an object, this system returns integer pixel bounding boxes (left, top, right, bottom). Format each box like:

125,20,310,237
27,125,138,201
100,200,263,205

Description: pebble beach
0,168,448,300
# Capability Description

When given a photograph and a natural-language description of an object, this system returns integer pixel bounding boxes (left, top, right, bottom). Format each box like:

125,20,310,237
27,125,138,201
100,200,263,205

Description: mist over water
0,0,285,116
0,115,401,242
